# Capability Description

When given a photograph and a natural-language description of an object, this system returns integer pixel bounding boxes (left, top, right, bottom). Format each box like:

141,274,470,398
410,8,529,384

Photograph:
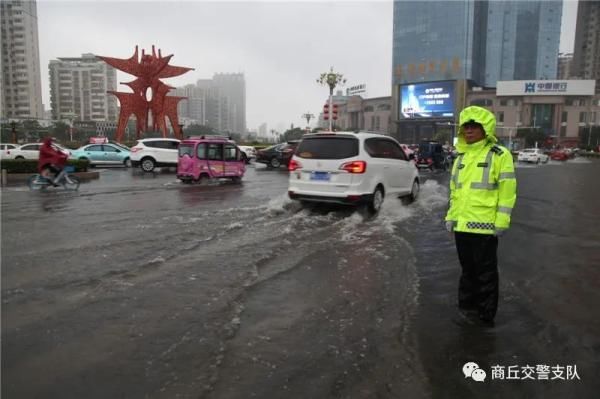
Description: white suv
130,138,180,172
288,132,420,213
517,148,549,164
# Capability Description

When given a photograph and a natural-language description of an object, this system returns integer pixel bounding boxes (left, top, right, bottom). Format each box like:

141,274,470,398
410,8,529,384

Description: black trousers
454,232,499,322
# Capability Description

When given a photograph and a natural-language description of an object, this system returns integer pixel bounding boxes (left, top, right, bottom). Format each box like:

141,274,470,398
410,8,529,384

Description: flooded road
2,159,599,398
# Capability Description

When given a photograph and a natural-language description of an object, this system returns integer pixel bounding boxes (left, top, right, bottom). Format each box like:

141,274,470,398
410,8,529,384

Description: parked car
549,150,570,161
176,135,246,184
415,141,451,170
517,148,549,164
288,131,420,213
129,138,180,172
0,143,19,160
238,145,257,164
400,143,416,161
7,142,72,160
71,143,131,166
255,141,299,168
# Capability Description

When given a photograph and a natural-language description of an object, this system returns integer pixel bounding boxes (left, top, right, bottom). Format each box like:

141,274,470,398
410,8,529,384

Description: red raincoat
38,138,67,173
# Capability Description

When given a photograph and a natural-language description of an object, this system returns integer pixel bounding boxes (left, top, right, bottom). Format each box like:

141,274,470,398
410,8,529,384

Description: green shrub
0,159,90,173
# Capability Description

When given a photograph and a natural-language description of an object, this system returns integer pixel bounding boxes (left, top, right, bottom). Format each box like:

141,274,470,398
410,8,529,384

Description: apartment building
48,53,118,122
0,0,43,119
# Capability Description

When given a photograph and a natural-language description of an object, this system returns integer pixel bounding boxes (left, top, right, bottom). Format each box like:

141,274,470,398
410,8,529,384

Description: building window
499,99,507,106
497,111,504,123
561,111,568,122
590,112,597,124
560,125,566,137
470,98,493,107
579,112,586,123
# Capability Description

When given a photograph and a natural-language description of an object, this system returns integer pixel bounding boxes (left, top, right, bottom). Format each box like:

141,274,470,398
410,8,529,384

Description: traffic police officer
445,106,517,326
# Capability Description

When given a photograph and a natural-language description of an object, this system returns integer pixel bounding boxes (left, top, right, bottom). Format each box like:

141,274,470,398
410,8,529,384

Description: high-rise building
212,73,246,134
173,83,208,125
573,1,600,82
557,53,574,80
48,54,118,122
174,73,246,134
0,0,43,119
392,0,562,88
391,0,563,140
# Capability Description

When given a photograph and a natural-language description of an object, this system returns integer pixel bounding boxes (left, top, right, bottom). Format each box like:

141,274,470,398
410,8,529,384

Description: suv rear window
296,137,359,159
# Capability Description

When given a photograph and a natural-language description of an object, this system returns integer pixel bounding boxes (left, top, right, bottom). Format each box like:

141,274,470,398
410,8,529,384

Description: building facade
391,0,563,141
557,53,574,80
336,96,392,134
48,53,118,122
572,0,600,82
0,0,43,119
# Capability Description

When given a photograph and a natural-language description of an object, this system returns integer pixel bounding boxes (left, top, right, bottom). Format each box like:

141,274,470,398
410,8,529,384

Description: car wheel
124,158,131,168
409,179,419,202
368,185,384,214
15,156,24,160
269,158,281,168
198,174,210,186
141,157,156,172
231,176,242,184
543,157,549,164
536,158,540,164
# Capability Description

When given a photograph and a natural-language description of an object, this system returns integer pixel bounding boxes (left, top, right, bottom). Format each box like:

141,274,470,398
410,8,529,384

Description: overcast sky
37,0,578,133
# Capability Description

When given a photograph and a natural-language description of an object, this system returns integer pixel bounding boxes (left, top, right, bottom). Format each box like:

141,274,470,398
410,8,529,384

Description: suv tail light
340,160,366,174
131,147,142,153
288,159,302,171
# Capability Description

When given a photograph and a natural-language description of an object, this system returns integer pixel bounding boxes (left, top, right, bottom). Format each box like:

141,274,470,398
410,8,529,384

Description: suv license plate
310,172,330,181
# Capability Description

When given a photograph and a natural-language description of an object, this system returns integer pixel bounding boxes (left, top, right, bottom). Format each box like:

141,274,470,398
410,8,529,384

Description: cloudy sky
37,0,578,133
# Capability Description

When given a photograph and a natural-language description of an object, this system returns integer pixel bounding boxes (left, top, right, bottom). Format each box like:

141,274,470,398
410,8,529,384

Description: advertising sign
400,81,455,118
346,84,366,96
497,80,595,96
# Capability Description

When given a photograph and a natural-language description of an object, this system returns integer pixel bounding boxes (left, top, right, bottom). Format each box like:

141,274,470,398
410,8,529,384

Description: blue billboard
400,81,455,119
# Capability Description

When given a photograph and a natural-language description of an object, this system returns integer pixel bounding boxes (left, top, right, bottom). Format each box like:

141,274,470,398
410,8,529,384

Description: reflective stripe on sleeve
499,172,516,180
497,206,513,215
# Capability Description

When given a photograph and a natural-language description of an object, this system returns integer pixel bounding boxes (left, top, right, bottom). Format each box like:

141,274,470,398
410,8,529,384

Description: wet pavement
2,159,599,398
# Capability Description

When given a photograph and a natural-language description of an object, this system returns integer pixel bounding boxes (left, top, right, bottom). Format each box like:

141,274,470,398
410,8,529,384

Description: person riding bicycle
38,137,68,185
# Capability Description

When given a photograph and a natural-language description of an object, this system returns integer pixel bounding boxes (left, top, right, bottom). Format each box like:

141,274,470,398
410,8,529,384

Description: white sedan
517,148,549,164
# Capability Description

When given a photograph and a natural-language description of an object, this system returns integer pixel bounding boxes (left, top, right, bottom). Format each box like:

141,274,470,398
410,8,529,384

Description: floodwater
2,159,599,398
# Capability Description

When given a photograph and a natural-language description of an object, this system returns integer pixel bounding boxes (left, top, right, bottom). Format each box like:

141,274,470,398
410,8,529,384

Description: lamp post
302,112,314,132
317,67,346,131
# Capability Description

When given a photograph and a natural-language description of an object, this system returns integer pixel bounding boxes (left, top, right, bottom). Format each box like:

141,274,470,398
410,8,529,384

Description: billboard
497,80,595,96
400,81,455,119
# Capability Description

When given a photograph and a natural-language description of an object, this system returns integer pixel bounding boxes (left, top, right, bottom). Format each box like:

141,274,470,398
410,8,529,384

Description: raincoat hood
456,106,497,152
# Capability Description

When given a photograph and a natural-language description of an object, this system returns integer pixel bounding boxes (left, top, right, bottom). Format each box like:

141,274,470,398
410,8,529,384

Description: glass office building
392,0,562,87
391,0,562,141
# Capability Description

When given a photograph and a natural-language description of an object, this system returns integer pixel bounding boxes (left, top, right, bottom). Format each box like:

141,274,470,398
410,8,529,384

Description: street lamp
302,112,314,132
317,67,346,131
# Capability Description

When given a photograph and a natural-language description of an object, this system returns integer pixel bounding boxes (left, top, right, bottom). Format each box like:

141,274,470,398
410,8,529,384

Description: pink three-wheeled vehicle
177,136,246,184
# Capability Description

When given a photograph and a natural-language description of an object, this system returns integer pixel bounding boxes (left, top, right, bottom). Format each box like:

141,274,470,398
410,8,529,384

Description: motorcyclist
38,137,68,185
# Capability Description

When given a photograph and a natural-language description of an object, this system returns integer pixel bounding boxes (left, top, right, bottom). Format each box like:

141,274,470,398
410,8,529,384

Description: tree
51,121,70,142
281,127,305,142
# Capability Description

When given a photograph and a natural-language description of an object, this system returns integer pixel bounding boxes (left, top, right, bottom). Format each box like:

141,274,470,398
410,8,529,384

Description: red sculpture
98,46,194,142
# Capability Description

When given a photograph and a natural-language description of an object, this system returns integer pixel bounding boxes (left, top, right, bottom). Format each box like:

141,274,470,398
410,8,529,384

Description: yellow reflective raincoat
445,106,517,235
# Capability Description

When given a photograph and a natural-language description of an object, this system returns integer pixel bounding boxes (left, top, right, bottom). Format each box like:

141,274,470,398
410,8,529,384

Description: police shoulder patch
490,145,504,155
